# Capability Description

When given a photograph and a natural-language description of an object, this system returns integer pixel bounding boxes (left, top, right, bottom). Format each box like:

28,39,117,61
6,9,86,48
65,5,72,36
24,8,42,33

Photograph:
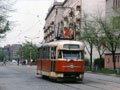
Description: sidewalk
85,71,120,77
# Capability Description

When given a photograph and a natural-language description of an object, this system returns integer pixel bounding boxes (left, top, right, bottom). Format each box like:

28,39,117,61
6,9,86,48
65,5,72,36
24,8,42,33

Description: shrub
84,58,90,66
94,58,104,69
84,66,90,71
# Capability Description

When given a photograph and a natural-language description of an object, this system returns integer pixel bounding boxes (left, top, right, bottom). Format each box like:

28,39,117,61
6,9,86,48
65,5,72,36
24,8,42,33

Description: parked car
12,60,17,63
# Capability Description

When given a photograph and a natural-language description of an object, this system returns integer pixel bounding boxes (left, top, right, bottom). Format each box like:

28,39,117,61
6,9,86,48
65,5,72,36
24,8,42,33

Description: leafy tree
96,15,120,70
91,16,107,68
0,51,7,62
81,14,105,70
17,42,38,62
0,0,11,37
81,19,94,70
80,14,107,70
84,58,90,66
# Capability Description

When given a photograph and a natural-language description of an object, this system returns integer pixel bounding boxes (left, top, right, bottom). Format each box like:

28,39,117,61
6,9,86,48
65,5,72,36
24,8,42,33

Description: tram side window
43,48,47,59
51,47,54,59
45,47,48,59
58,50,62,59
51,47,56,59
46,47,49,59
37,48,40,59
40,48,43,59
43,47,50,59
47,47,50,59
38,48,41,59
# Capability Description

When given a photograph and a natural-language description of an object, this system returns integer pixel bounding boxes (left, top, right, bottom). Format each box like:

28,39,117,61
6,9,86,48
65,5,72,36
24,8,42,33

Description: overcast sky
0,0,64,47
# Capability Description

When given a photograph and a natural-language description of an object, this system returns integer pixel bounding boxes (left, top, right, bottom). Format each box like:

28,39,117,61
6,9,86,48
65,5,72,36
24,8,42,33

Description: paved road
0,63,120,90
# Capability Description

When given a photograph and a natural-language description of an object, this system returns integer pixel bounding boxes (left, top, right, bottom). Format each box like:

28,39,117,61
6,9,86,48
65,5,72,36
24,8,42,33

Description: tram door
50,47,56,72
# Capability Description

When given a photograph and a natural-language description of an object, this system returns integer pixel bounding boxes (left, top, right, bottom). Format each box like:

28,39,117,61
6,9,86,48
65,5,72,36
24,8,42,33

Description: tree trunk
99,54,102,69
90,44,93,71
112,51,116,70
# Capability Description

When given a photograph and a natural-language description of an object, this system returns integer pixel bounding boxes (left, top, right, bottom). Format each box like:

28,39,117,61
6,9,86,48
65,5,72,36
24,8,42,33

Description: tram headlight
79,74,83,79
57,74,63,77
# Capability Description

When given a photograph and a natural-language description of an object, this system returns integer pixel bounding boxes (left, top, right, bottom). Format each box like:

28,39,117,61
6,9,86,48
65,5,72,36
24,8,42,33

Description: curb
85,71,120,77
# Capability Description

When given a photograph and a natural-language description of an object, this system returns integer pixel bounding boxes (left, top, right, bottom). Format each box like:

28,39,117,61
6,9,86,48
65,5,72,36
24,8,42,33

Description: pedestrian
2,59,6,66
30,59,33,66
17,59,20,66
25,59,28,65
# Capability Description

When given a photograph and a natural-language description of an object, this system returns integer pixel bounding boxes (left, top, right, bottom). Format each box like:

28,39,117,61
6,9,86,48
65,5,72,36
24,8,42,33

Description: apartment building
9,44,22,60
44,2,63,43
44,0,105,41
44,0,105,59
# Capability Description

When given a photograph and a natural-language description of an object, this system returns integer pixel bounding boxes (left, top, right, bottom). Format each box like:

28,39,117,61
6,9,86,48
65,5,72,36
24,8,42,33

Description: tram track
97,79,120,88
60,83,107,90
59,81,107,90
83,78,120,90
59,76,120,90
86,77,120,88
61,83,83,90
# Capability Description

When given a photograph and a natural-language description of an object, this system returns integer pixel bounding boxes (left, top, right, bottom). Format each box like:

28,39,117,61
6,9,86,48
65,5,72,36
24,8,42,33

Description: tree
81,14,106,70
0,51,7,62
96,15,120,70
81,15,95,70
0,0,11,38
17,42,38,62
91,16,107,69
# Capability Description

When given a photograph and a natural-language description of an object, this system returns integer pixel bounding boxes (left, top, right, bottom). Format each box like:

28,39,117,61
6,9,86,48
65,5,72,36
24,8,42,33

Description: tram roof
40,40,84,47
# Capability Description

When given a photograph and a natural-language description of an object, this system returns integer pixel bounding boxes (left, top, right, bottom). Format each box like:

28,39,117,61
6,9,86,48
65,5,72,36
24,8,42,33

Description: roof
45,2,63,20
39,40,85,50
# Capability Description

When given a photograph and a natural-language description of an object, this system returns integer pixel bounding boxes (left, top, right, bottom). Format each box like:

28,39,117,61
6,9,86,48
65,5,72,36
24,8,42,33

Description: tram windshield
63,50,80,59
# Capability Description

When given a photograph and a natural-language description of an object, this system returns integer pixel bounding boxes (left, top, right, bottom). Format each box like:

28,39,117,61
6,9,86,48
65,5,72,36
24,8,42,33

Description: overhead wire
3,0,57,45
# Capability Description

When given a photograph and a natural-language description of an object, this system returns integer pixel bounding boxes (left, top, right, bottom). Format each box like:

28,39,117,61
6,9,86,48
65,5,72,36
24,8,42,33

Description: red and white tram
36,40,85,81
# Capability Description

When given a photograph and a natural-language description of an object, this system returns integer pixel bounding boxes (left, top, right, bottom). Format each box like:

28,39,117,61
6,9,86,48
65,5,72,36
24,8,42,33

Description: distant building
9,44,22,60
0,44,22,61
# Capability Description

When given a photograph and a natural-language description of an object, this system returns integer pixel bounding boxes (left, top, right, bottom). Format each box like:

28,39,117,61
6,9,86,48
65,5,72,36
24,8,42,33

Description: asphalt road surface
0,63,120,90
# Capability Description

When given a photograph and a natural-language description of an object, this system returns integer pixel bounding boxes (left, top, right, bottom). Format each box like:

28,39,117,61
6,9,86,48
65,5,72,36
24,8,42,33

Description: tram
36,40,85,81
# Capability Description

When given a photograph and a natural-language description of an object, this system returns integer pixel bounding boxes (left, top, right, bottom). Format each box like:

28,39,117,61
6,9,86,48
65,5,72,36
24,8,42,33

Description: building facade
104,50,120,69
44,2,63,43
44,0,105,42
44,0,105,60
9,44,22,60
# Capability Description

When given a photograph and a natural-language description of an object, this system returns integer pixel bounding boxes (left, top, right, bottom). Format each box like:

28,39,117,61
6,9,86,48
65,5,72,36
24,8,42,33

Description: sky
0,0,64,47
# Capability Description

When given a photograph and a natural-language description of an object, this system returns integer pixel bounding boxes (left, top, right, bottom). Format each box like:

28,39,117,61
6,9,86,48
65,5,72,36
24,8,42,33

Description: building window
113,0,120,7
107,58,110,63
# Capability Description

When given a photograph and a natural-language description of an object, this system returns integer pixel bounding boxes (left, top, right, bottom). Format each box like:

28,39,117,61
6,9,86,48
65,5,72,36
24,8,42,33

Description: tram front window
63,51,80,60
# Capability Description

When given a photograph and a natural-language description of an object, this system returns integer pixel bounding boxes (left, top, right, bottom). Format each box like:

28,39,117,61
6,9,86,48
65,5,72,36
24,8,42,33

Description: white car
12,60,17,63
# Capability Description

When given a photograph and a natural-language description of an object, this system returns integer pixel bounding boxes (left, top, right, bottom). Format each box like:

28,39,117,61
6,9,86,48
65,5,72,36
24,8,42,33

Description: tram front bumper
56,72,84,81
